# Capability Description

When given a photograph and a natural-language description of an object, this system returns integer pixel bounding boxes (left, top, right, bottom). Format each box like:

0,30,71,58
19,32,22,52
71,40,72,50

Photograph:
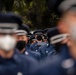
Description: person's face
17,35,28,44
58,12,76,34
0,33,17,58
57,21,68,33
57,12,76,45
0,33,17,52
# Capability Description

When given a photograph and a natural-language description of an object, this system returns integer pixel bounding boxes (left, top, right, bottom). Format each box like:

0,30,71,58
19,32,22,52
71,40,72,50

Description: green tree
0,0,58,29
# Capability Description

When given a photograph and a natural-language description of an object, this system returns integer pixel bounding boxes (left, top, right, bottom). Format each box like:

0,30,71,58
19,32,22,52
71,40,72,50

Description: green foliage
0,0,59,29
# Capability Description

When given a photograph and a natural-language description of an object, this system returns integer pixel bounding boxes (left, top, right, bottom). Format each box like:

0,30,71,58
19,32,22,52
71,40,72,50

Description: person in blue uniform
31,0,76,75
38,27,59,59
15,28,41,61
0,12,37,75
30,30,46,52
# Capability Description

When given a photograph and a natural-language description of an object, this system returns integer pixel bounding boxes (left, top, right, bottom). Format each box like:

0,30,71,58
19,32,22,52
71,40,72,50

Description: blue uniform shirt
31,44,76,75
0,50,38,75
23,50,41,61
38,43,57,59
30,42,46,52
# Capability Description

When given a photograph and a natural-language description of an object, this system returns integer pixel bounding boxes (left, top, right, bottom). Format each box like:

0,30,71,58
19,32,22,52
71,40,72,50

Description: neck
37,40,42,43
20,48,25,54
0,50,14,59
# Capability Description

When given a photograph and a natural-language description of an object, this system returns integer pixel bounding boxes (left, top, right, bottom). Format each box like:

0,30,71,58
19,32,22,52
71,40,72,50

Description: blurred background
0,0,59,30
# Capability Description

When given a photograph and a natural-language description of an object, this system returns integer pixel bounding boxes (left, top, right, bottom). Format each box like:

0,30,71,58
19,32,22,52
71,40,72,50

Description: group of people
0,0,76,75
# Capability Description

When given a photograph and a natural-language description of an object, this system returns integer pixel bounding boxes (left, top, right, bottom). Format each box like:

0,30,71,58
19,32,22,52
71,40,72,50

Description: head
16,30,28,51
34,33,44,42
56,4,76,59
18,24,30,44
34,30,44,41
58,6,76,45
0,33,17,58
0,13,22,58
